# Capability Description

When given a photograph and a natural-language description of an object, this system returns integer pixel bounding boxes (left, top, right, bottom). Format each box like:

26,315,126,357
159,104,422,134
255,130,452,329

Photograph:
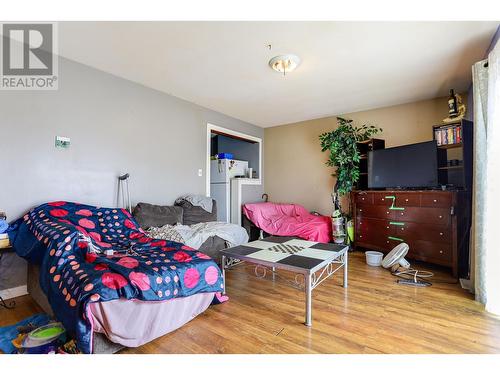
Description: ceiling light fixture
268,54,300,76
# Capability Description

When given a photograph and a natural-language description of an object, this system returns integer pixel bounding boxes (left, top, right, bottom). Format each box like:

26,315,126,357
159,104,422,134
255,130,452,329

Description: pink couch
242,202,332,243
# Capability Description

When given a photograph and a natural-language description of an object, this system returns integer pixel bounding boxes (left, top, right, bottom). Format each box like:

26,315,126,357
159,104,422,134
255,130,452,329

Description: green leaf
319,117,382,200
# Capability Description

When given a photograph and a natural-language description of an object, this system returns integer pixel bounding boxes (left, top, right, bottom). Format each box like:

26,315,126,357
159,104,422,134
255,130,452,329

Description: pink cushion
243,202,332,243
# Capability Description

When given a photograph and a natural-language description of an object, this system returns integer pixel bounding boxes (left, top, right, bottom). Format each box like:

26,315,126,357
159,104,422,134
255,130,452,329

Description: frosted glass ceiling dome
268,54,301,75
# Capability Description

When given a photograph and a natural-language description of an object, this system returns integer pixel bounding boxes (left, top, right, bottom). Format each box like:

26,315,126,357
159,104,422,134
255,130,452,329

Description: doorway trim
206,123,262,197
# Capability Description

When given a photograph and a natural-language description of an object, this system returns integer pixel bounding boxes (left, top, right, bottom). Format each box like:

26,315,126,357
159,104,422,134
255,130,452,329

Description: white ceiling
57,21,498,127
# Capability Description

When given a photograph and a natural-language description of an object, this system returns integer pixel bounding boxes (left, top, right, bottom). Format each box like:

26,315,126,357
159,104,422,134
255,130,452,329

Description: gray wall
0,56,264,293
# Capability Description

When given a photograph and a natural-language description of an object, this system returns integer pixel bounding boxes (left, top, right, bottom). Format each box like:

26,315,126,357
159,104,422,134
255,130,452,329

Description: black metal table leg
0,295,16,309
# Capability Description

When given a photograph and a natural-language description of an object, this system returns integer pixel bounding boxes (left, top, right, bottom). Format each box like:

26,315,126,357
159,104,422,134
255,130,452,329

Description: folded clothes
147,221,249,250
175,195,213,213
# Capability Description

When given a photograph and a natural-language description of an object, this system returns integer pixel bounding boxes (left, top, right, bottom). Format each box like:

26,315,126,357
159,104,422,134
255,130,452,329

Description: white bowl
365,251,383,267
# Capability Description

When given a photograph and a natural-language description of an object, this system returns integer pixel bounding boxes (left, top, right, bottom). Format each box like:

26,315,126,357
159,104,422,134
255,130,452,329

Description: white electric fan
382,243,432,287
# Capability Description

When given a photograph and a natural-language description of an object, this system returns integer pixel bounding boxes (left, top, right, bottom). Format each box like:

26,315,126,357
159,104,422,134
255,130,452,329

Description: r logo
2,23,53,76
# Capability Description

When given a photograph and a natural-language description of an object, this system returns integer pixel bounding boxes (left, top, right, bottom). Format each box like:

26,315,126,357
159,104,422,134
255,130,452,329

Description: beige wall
264,95,467,216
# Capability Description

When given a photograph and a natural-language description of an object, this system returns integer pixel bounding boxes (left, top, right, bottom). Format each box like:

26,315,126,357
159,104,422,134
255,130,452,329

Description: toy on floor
0,314,50,354
58,339,81,354
21,322,66,354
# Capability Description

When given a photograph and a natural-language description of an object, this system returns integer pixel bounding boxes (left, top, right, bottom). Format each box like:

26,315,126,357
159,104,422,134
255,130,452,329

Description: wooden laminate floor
1,252,500,354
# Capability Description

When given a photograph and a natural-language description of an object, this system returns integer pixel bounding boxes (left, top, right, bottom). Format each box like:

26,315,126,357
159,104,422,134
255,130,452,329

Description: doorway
206,123,262,223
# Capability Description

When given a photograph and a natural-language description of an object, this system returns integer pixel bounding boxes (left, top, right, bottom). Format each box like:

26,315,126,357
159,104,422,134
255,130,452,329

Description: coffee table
220,236,348,326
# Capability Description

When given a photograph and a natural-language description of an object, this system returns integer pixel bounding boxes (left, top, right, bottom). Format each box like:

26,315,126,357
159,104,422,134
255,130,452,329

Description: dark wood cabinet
352,190,471,277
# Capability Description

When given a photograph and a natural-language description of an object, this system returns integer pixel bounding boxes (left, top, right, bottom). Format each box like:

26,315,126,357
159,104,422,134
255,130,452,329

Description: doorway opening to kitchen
206,123,262,223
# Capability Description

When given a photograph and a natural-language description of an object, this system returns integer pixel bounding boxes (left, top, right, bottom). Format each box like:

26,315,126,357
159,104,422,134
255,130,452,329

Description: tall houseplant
319,117,381,216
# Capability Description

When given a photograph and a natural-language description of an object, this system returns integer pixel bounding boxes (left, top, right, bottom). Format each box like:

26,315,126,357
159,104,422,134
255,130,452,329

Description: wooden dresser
351,190,471,277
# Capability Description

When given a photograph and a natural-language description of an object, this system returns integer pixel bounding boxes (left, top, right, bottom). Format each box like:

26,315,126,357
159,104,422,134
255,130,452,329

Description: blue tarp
0,313,51,354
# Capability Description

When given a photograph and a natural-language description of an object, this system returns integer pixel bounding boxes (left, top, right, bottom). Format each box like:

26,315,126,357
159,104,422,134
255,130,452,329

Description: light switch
198,169,203,177
55,136,70,149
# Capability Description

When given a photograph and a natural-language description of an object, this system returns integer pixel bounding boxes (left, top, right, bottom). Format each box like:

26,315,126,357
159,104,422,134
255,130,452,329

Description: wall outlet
198,169,203,177
55,136,70,149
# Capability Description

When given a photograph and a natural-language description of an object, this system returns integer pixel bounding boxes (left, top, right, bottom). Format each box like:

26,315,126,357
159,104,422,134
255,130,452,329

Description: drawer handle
389,222,405,226
388,236,404,242
439,232,443,236
433,199,437,203
381,198,385,201
439,250,443,254
386,195,405,211
386,226,389,229
359,209,363,212
405,198,409,202
386,211,390,214
362,197,365,200
401,228,404,231
400,212,404,216
439,215,443,219
386,240,390,244
360,222,362,225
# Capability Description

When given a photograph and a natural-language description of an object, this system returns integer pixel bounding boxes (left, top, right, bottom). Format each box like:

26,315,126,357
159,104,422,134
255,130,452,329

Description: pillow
175,200,217,225
132,202,183,229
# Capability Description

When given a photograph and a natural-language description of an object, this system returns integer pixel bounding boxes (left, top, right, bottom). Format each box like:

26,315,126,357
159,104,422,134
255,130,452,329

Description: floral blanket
14,202,225,353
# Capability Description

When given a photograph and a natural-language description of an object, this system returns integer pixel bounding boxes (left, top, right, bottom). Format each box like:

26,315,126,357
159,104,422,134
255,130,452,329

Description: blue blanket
14,202,225,353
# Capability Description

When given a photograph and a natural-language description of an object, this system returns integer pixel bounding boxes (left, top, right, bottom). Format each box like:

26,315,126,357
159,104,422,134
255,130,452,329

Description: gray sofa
132,199,227,264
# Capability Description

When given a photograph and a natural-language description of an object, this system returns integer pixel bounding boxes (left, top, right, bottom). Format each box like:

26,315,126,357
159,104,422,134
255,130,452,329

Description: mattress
28,264,213,352
89,293,214,348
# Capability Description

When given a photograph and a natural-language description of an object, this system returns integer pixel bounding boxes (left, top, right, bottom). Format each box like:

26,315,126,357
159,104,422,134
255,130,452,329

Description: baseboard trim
0,284,28,300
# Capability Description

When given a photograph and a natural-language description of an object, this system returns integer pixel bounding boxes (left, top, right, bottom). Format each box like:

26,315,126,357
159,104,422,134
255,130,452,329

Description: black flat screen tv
368,141,439,189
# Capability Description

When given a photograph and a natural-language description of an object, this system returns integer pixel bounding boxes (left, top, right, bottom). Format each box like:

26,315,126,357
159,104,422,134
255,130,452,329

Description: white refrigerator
210,159,248,222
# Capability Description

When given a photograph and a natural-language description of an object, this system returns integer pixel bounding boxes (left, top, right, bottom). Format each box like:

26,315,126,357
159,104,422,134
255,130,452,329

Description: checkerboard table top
221,236,348,272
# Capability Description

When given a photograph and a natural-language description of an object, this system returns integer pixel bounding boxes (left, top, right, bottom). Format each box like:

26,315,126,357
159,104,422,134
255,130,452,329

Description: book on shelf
434,124,462,146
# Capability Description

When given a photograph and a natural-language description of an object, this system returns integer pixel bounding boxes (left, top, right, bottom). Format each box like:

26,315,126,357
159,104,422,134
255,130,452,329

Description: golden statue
443,93,466,123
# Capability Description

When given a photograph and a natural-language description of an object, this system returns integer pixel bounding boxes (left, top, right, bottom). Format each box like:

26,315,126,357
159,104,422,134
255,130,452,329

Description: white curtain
474,38,500,315
472,59,487,302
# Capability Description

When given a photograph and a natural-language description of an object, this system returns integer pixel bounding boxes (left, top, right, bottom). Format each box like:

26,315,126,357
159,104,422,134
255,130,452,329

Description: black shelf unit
432,119,473,191
433,119,473,278
355,138,385,190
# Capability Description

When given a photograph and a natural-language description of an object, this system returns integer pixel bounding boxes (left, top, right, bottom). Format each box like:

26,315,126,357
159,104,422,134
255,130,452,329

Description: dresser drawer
394,193,420,207
356,205,394,220
360,234,407,251
421,194,452,208
408,240,452,263
355,193,373,204
356,218,393,238
394,222,451,243
356,218,394,249
393,207,450,226
373,193,420,207
381,237,407,251
372,193,391,205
